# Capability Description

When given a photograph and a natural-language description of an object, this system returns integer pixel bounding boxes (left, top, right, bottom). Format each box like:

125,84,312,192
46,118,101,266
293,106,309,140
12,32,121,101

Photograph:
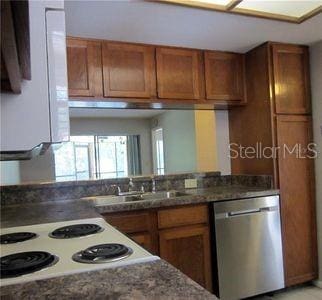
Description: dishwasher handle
216,206,278,219
229,206,272,216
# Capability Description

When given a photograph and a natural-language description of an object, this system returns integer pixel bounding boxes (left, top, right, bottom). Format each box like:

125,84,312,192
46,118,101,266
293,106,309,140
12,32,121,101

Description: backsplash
0,172,273,206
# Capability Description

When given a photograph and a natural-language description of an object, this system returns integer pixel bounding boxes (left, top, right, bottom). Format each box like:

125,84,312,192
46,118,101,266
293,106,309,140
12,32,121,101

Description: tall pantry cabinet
229,42,317,287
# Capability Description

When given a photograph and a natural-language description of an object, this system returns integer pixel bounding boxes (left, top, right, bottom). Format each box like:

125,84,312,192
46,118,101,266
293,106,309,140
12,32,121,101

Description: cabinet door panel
156,47,204,100
276,115,317,286
67,38,103,97
102,211,159,255
129,232,153,253
272,45,310,114
103,42,156,98
159,225,212,291
205,51,245,101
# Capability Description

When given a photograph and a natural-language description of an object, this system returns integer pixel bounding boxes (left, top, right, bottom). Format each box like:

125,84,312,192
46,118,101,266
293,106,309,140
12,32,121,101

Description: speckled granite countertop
94,186,280,214
0,199,100,228
1,186,279,228
0,259,217,300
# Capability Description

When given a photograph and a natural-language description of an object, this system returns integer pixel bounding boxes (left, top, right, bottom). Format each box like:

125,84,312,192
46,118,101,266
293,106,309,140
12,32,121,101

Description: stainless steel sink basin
83,194,142,206
83,190,188,207
140,190,188,201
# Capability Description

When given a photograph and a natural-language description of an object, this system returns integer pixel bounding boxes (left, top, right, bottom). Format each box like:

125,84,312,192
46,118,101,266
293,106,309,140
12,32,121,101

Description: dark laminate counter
0,199,100,228
0,259,217,300
93,186,280,214
1,186,279,228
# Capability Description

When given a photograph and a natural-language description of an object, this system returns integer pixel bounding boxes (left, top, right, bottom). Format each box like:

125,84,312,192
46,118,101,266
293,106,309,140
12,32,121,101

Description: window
54,135,138,181
96,136,128,179
152,128,165,175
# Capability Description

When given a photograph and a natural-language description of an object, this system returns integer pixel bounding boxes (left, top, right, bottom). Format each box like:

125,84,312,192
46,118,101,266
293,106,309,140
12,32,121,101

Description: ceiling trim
298,5,322,23
156,0,322,24
226,0,242,11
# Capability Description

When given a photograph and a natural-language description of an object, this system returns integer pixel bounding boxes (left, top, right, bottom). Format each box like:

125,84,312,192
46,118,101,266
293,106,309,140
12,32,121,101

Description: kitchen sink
139,190,188,200
83,190,188,206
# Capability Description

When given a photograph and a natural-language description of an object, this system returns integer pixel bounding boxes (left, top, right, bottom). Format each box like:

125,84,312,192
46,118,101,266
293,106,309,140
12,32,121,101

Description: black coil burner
49,224,104,239
0,251,58,278
0,232,37,244
72,243,133,264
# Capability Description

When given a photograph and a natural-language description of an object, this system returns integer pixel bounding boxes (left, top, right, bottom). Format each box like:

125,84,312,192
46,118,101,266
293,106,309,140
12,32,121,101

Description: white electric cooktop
0,217,159,286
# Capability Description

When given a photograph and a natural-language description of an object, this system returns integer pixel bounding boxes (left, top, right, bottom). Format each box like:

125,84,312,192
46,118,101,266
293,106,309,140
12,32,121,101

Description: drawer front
158,205,208,229
103,211,151,233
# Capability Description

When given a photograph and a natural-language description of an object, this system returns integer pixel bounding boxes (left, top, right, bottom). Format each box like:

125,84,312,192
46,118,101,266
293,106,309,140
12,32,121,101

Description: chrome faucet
110,184,121,196
128,178,134,192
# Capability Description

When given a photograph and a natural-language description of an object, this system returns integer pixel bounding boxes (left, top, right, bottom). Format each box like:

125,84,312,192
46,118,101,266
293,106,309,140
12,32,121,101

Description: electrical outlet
184,179,197,189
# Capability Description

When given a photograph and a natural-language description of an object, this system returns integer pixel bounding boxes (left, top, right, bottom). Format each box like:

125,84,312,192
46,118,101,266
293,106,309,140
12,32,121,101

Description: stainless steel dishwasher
213,195,284,300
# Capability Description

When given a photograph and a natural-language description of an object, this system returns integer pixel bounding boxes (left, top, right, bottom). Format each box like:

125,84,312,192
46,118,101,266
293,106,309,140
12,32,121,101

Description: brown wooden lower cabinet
102,210,159,255
159,224,212,290
128,232,153,253
102,204,212,291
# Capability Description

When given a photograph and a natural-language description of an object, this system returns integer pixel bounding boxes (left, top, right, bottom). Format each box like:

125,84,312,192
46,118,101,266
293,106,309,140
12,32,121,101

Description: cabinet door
102,42,156,98
102,210,159,255
272,45,310,114
128,232,153,253
67,38,103,97
205,51,245,102
159,225,212,291
276,115,317,286
156,47,204,100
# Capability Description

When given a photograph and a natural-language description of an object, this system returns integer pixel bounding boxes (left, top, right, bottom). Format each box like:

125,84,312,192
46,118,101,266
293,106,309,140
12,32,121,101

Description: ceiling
69,108,164,119
65,0,322,53
161,0,322,23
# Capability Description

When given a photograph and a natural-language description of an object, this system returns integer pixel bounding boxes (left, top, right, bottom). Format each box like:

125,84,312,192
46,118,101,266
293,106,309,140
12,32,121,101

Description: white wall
70,117,153,175
215,111,231,175
153,111,197,174
310,40,322,285
0,161,21,185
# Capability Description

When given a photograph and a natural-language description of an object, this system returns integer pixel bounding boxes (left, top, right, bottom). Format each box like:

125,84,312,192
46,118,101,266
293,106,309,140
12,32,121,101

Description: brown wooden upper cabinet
102,42,156,98
67,38,103,98
272,44,310,114
156,47,204,100
204,51,245,102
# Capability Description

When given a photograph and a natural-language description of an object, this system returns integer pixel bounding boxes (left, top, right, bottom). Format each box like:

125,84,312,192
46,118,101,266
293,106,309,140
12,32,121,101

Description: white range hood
0,1,69,160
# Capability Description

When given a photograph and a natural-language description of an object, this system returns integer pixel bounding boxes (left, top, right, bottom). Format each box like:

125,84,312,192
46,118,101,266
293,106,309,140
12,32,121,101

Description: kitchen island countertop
0,199,100,228
0,258,217,300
